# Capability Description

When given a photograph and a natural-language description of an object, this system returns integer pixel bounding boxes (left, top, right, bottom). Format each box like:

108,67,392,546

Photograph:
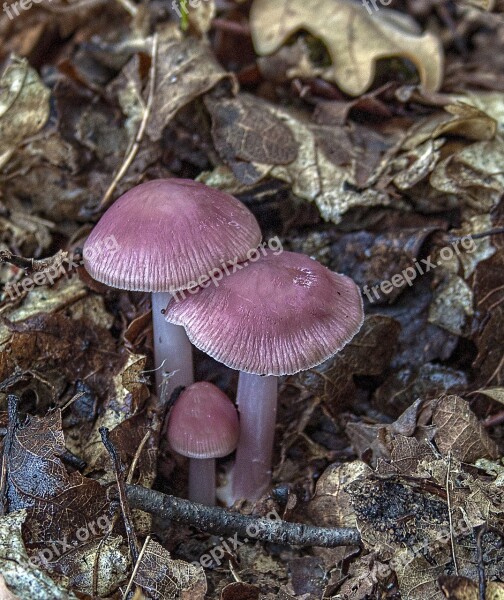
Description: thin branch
445,452,459,576
126,484,361,548
98,33,158,211
115,0,137,16
0,249,67,275
100,428,140,564
0,395,19,516
126,431,150,485
122,535,150,599
476,524,487,600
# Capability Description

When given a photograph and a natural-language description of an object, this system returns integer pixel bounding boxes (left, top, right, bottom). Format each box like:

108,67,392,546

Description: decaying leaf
0,56,51,169
456,0,495,9
428,274,474,336
438,575,504,599
145,30,238,142
205,93,393,222
205,94,298,184
250,0,443,95
0,574,20,599
5,410,129,596
132,538,207,600
431,395,499,462
220,582,260,600
474,388,504,406
0,511,77,600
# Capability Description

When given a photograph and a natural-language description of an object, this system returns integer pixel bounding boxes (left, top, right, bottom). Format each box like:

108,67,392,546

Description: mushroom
165,250,364,502
83,178,261,400
166,382,240,505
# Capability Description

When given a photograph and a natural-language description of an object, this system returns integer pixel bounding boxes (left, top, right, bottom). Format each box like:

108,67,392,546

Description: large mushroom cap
83,179,261,292
165,250,364,376
167,382,239,459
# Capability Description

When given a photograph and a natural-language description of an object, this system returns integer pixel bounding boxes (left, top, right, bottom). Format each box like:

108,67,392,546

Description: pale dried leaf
132,539,207,600
146,33,237,141
456,0,495,9
250,0,443,95
428,274,474,336
438,576,504,599
474,388,504,405
0,574,20,600
0,56,51,169
432,395,499,462
0,511,77,600
433,103,497,141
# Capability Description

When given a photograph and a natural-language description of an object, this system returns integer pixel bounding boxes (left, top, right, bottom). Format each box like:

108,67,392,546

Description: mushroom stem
189,458,216,506
232,373,277,502
152,292,194,401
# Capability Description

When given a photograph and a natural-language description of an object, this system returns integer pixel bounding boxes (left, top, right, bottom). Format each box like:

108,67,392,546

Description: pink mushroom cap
83,179,261,292
167,382,240,459
165,250,364,376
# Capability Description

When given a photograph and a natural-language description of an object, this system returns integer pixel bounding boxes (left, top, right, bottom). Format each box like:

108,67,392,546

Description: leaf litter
0,0,503,598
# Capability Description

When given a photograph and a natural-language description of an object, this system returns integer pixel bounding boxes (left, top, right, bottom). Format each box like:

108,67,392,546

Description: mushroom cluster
84,178,364,506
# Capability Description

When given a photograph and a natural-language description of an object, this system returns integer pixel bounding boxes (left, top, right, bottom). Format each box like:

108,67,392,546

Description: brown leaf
205,94,298,184
0,56,51,169
132,538,207,600
432,395,499,462
5,410,127,596
146,32,237,142
250,0,443,95
474,388,504,406
438,576,504,600
221,582,260,600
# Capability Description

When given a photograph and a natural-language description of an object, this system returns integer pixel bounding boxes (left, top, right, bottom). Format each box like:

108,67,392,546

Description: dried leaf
221,582,260,600
432,395,499,462
0,574,20,599
474,388,504,406
0,511,77,600
250,0,443,95
428,274,474,336
438,576,504,599
146,32,237,142
456,0,495,9
205,94,298,184
132,538,207,600
433,103,497,141
5,410,128,596
0,56,50,169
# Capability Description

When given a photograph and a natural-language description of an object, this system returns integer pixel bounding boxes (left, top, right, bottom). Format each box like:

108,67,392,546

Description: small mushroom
166,382,240,506
83,178,261,400
165,250,364,502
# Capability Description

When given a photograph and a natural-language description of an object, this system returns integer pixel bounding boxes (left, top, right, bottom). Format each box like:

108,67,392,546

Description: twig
445,452,459,575
126,484,361,548
115,0,137,16
126,431,150,484
100,428,140,564
0,395,19,516
98,33,158,211
43,0,106,13
122,535,150,599
476,524,487,600
0,249,67,275
60,449,87,471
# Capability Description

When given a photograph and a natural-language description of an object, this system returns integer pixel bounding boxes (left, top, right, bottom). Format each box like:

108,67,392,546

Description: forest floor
0,0,503,598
